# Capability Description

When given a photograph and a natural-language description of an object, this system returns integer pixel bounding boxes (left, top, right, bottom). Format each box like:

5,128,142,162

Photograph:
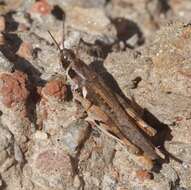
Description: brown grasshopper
48,32,164,170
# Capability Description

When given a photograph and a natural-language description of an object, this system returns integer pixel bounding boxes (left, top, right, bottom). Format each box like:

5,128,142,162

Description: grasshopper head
48,31,76,70
60,48,76,69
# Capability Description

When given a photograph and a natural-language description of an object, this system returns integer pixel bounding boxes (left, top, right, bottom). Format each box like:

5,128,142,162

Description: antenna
48,31,61,51
62,19,65,47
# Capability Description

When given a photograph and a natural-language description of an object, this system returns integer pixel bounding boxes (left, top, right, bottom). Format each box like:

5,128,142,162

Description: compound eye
61,54,70,69
63,55,68,60
61,54,68,62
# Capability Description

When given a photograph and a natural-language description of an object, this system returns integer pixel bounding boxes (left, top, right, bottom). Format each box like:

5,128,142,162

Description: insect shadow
0,32,45,125
111,17,145,49
2,11,19,32
78,18,145,58
0,32,42,77
89,60,182,172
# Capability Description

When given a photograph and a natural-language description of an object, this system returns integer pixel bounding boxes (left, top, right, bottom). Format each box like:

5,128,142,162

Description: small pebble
41,79,67,101
14,142,24,164
73,175,81,188
34,131,48,140
31,0,53,16
0,52,14,73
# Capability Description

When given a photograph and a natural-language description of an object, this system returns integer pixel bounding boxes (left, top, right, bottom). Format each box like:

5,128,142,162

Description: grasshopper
48,32,164,170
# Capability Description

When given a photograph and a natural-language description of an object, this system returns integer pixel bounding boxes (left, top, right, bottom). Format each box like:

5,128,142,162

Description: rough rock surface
0,0,191,190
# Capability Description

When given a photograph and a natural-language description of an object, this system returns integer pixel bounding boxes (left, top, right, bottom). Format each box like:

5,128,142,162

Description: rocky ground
0,0,191,190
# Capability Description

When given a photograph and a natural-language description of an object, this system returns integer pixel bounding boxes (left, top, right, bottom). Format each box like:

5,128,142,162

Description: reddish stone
35,149,73,176
0,71,29,108
136,169,152,182
31,0,53,16
42,80,67,101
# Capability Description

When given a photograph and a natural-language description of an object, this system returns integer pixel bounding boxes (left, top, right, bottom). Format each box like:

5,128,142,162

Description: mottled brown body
48,30,164,169
59,47,164,169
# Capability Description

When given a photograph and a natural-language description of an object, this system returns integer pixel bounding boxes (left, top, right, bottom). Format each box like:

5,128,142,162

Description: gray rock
65,6,116,44
160,164,179,186
0,125,13,152
102,175,117,190
14,142,24,164
30,148,74,190
0,52,14,73
54,120,90,155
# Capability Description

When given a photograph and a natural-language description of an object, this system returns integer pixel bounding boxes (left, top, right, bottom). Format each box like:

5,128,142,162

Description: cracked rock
29,148,73,190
